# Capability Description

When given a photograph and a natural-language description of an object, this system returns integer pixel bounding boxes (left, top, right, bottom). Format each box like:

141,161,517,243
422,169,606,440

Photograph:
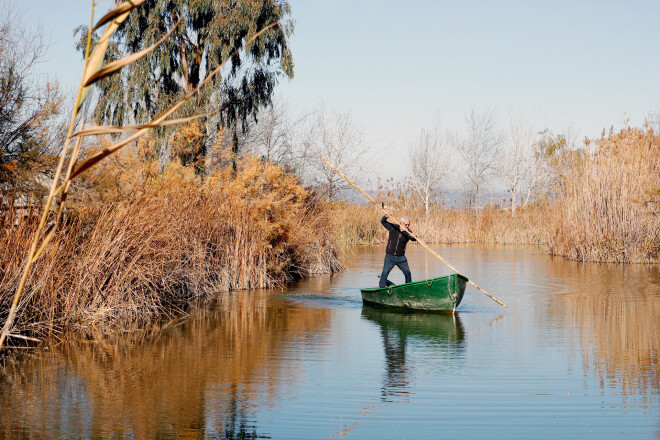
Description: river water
1,245,659,439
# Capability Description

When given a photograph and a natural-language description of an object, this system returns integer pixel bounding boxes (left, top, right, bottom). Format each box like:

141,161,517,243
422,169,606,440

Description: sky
11,0,660,181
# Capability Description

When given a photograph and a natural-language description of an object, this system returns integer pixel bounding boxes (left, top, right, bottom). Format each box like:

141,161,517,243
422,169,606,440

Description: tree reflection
361,308,466,402
0,290,331,439
544,260,660,401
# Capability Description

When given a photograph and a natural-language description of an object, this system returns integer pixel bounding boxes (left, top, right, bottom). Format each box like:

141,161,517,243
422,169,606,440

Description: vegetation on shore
0,150,341,338
331,125,659,264
331,203,547,246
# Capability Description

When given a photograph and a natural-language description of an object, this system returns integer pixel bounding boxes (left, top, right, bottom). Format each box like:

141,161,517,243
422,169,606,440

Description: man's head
400,217,410,228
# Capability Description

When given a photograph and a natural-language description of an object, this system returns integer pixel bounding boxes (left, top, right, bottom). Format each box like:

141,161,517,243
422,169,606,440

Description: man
379,214,416,288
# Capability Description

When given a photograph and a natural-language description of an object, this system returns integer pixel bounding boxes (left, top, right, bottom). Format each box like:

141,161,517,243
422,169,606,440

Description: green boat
360,273,468,312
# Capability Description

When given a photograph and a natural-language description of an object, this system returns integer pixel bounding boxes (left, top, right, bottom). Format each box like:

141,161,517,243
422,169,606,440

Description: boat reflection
361,307,466,402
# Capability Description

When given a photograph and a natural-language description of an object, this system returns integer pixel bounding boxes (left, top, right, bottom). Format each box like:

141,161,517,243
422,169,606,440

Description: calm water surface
1,245,659,439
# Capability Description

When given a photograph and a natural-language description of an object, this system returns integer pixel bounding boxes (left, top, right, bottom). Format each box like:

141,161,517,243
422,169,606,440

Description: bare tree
456,108,502,215
0,6,63,192
499,114,537,216
307,106,370,201
241,99,294,164
408,123,450,215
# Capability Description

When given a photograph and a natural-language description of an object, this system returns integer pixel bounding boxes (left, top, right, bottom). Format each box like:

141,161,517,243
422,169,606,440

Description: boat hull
360,274,468,312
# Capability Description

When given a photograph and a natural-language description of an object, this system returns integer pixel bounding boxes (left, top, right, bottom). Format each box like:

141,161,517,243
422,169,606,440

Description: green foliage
76,0,294,165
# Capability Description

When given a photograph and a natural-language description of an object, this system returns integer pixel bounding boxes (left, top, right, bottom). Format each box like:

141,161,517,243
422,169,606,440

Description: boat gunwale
360,273,468,292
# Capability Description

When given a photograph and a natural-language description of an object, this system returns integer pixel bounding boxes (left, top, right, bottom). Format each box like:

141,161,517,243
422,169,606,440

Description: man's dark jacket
381,216,416,256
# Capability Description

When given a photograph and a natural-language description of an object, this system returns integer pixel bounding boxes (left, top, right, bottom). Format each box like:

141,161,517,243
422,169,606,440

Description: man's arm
381,215,395,232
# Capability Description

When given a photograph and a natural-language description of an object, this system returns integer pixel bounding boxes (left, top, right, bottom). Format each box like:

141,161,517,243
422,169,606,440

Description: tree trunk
511,189,517,216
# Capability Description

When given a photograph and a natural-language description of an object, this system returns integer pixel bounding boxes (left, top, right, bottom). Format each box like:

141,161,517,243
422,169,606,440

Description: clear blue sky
12,0,660,179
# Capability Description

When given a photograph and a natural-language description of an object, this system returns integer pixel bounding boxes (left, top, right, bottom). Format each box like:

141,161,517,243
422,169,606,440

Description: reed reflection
0,290,332,439
361,308,465,402
543,260,660,402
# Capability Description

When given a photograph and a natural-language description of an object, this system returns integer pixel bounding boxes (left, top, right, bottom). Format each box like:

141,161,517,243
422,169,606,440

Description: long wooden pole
322,157,507,309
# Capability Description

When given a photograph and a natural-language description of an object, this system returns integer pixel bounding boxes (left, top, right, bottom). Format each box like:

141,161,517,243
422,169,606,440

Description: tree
241,98,294,164
77,0,294,168
499,114,537,216
456,108,502,215
306,106,370,201
0,7,63,192
533,128,581,202
408,123,450,215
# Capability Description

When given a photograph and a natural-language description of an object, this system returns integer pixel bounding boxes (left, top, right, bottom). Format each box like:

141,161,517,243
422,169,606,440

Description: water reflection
361,308,465,402
0,290,332,439
543,260,660,402
0,245,658,439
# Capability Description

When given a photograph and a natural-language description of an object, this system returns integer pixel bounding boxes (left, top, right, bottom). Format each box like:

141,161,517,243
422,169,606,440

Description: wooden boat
360,273,468,312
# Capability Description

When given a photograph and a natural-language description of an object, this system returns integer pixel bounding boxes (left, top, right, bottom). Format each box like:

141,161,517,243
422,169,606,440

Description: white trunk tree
499,115,537,216
242,99,293,164
456,108,502,216
409,124,450,215
307,106,370,201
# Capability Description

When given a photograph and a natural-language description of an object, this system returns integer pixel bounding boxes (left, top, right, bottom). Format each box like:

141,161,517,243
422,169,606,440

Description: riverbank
1,126,657,342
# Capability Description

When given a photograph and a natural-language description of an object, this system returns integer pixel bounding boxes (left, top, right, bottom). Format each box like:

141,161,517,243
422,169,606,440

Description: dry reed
330,203,547,246
0,155,341,339
1,0,289,349
546,126,659,263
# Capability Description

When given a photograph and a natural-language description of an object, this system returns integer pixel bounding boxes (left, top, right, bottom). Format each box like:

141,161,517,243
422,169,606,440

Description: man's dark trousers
379,253,412,288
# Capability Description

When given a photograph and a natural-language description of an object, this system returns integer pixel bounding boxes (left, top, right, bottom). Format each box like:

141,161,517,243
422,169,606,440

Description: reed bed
546,127,659,263
330,203,547,246
0,156,342,339
331,126,659,264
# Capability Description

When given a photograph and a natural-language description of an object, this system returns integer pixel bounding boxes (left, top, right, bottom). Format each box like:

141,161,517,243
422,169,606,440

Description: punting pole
322,156,507,309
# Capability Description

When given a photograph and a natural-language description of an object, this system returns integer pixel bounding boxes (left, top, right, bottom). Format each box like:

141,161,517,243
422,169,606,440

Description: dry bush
0,152,341,338
546,126,659,263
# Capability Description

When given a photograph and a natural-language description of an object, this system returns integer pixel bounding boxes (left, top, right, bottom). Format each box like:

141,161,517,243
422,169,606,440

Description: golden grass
331,126,658,265
330,203,547,246
546,126,659,263
1,0,288,349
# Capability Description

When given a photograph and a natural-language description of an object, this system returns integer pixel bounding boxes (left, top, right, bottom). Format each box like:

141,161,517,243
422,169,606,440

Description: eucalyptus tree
76,0,294,170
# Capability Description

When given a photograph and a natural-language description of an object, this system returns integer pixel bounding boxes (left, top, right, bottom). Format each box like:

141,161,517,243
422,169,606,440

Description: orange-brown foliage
0,148,341,339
